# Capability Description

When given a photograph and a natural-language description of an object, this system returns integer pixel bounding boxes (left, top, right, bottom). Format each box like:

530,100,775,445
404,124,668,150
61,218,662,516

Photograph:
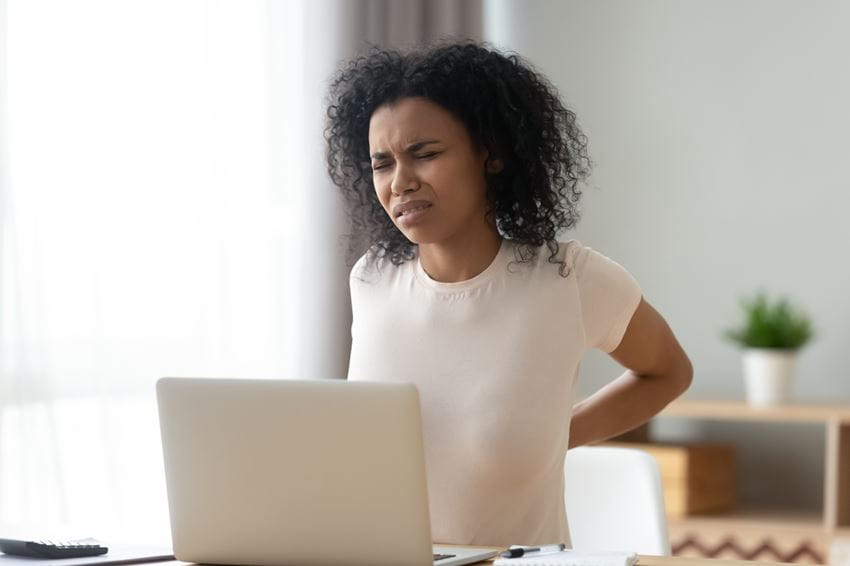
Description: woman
324,41,693,548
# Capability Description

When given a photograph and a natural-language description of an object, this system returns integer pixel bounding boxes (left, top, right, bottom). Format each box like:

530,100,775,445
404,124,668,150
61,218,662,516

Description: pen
500,543,567,558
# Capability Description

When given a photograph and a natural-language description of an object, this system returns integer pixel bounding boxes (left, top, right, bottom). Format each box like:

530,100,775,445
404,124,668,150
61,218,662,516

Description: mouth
393,200,433,218
393,201,433,227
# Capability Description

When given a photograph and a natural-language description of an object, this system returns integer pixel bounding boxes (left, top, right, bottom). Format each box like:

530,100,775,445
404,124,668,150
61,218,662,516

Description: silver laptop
156,377,499,566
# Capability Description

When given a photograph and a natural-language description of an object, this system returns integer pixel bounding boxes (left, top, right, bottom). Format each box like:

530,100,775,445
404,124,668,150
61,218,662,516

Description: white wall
486,0,850,510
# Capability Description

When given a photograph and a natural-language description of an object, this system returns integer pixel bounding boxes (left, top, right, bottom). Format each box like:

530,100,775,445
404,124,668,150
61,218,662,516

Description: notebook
493,550,638,566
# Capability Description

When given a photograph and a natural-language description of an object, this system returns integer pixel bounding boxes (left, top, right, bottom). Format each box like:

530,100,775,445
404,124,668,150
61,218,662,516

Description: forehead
368,97,468,151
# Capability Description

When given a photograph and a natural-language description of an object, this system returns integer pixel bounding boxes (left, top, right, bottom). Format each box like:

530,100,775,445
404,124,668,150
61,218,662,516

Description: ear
486,156,504,174
480,145,504,174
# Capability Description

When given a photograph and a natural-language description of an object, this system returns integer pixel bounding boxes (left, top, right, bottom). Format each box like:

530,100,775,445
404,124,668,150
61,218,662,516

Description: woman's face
368,96,501,246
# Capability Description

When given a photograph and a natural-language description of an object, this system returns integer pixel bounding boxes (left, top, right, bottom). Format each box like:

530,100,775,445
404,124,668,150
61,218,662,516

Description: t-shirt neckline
414,238,511,293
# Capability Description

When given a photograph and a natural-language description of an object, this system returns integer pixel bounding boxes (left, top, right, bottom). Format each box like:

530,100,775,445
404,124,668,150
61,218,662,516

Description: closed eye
371,152,439,171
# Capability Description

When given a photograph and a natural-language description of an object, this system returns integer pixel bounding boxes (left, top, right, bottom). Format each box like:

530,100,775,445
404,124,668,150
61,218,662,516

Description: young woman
324,41,693,548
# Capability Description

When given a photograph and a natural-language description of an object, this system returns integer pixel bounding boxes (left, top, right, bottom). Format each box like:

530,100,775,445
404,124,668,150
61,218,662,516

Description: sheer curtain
0,0,481,545
0,0,300,543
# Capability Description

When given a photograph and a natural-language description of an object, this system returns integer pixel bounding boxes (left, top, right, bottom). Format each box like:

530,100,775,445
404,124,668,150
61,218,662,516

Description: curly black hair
324,39,591,275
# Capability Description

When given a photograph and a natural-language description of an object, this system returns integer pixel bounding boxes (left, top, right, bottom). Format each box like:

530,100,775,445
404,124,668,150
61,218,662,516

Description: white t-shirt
346,238,642,547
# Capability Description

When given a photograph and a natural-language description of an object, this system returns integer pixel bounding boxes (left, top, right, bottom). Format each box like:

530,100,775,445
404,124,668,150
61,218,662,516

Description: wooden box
606,441,736,517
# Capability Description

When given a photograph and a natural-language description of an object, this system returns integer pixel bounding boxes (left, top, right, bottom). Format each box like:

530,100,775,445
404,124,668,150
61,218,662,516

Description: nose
390,161,420,196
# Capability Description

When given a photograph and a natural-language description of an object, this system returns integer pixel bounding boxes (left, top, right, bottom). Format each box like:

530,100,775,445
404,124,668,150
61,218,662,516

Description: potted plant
723,290,814,407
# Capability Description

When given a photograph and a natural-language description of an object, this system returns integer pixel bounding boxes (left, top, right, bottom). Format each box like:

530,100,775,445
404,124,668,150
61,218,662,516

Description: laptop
156,377,499,566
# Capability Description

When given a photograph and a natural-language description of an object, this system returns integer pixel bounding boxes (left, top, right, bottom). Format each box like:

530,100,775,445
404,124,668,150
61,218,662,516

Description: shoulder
555,239,620,275
508,239,585,277
559,239,640,296
514,239,637,286
349,248,381,285
556,238,590,262
349,245,409,287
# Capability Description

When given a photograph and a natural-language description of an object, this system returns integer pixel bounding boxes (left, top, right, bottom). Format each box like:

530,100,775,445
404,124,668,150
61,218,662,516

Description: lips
393,200,432,218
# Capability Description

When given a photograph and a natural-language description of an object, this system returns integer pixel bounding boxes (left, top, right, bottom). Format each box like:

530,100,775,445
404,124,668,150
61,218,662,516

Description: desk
458,546,798,566
166,547,800,566
0,526,798,566
169,557,796,566
168,554,797,566
619,557,795,566
483,553,797,566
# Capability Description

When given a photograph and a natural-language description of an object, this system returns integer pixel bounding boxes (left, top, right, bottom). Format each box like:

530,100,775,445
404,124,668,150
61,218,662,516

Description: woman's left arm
568,297,693,449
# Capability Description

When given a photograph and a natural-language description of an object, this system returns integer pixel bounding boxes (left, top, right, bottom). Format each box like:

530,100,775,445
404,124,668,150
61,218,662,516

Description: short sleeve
349,251,369,285
348,247,382,287
571,241,643,353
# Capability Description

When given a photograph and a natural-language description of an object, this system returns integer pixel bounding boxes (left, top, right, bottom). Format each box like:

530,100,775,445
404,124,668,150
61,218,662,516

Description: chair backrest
564,445,671,556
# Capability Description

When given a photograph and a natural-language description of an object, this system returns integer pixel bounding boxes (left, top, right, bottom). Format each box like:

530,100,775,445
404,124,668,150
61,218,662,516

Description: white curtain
0,0,480,545
0,0,300,543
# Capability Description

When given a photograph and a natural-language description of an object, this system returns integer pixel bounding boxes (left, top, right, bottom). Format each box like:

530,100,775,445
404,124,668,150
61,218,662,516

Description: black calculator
0,539,108,559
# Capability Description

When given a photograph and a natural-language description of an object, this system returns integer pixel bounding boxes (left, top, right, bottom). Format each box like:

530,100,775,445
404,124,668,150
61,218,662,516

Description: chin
397,228,440,246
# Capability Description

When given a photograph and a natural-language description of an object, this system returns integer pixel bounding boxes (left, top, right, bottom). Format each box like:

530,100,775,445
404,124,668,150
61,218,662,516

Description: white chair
564,445,671,556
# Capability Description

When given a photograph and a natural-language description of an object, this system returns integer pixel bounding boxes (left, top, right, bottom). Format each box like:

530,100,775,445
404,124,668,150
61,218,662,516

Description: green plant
723,290,814,350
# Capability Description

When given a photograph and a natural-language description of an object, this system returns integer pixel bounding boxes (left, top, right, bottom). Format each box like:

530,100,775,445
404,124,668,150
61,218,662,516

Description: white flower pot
742,348,796,407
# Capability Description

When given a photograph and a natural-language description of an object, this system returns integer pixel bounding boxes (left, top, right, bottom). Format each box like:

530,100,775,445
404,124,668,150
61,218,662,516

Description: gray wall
485,0,850,510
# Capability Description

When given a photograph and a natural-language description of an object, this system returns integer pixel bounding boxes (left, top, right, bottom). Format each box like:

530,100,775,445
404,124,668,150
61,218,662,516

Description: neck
418,227,503,283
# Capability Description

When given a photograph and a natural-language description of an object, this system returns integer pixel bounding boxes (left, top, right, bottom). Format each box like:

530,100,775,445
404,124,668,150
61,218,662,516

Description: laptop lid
156,377,435,566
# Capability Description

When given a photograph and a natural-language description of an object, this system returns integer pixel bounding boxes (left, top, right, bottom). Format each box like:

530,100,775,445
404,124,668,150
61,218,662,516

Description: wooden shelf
662,398,850,424
668,507,824,533
666,508,835,564
642,399,850,562
659,398,850,531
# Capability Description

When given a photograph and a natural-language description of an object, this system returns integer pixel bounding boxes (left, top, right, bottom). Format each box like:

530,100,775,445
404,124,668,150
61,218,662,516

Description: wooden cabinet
605,441,736,517
612,400,850,565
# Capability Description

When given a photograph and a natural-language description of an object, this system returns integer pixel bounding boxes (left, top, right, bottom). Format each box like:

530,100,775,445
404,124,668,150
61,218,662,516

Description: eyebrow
370,140,441,160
